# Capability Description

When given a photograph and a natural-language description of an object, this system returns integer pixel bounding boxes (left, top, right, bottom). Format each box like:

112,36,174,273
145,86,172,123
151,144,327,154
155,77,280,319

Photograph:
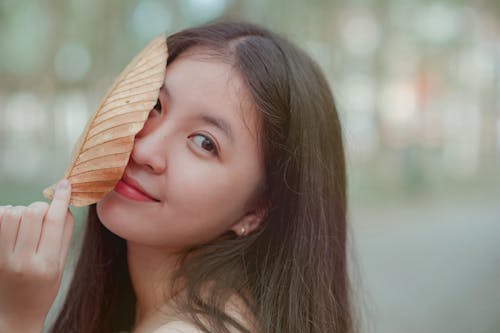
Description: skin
0,180,74,333
97,51,267,332
96,50,266,250
0,49,266,333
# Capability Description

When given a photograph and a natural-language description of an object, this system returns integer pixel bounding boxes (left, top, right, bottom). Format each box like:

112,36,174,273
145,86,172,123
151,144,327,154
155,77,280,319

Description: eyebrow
197,113,234,142
160,84,234,142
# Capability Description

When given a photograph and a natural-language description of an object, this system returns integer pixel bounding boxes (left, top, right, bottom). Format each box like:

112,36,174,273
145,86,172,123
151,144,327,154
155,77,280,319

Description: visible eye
189,133,219,156
153,98,162,114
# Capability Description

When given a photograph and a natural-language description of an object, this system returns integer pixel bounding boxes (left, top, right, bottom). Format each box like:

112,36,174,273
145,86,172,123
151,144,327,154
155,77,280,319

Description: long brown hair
50,21,353,333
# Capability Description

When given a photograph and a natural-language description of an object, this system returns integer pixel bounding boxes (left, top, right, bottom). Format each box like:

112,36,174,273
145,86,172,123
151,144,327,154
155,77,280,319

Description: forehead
163,49,261,140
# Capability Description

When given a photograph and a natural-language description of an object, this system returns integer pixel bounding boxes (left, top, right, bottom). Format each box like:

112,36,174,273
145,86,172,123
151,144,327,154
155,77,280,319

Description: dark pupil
154,99,161,111
201,138,214,151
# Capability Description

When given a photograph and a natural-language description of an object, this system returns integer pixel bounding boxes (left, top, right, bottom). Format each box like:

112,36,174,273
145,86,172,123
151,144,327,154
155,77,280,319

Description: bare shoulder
152,294,259,333
152,320,204,333
225,293,260,333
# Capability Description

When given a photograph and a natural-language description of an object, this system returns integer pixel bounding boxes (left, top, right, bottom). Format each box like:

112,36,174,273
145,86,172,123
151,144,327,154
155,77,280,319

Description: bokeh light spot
54,42,92,83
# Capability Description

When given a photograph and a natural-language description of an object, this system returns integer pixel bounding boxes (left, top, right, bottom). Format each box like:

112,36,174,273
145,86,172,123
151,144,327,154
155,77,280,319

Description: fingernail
57,179,70,190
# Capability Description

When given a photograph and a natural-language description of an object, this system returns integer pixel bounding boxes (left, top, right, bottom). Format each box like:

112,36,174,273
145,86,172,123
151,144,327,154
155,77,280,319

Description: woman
0,21,353,332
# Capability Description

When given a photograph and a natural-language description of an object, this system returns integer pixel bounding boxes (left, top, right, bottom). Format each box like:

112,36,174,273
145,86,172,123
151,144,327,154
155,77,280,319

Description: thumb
58,208,74,272
38,179,71,258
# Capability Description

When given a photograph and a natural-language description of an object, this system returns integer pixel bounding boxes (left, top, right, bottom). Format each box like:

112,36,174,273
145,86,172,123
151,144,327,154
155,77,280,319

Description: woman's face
97,49,266,250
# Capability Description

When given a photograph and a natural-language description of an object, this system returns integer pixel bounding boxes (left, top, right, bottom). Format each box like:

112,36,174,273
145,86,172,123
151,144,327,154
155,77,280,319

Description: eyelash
152,98,219,156
153,98,162,114
189,133,219,156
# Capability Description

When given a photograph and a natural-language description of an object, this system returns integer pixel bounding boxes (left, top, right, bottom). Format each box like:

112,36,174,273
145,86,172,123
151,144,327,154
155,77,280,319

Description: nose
130,121,167,174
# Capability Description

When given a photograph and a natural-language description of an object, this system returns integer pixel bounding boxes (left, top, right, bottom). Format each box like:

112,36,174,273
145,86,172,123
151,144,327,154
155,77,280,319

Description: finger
0,205,12,232
58,210,74,272
38,179,71,258
0,206,24,255
14,202,49,256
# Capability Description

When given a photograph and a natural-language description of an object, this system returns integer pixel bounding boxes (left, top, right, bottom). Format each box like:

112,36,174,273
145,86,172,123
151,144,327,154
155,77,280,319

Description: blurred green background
1,1,499,332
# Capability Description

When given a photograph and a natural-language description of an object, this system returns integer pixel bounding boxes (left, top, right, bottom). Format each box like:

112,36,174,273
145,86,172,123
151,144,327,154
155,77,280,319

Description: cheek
169,164,259,227
96,194,135,238
96,194,117,225
93,155,264,248
171,166,243,216
96,194,164,243
95,190,227,248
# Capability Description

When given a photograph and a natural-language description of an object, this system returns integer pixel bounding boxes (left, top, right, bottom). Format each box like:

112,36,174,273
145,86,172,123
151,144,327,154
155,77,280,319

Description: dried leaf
43,35,168,207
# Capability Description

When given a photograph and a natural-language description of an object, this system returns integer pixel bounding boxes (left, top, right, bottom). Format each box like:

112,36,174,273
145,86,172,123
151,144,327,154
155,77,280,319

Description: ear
230,204,268,237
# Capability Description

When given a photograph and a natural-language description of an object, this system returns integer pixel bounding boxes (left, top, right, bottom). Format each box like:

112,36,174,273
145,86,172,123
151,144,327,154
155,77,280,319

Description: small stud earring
240,226,246,236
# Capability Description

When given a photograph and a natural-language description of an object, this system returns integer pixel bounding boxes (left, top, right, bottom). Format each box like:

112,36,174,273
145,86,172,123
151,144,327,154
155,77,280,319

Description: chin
96,195,158,245
96,194,131,239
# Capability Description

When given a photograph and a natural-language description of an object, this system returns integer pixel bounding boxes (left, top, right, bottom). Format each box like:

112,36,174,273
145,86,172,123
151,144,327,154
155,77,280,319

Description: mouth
114,174,160,202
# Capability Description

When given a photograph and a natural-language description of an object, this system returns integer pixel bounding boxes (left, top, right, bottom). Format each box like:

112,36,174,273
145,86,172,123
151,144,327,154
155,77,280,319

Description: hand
0,179,74,333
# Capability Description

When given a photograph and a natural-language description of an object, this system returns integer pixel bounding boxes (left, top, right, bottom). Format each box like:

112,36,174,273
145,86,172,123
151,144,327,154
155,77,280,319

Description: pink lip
114,174,159,202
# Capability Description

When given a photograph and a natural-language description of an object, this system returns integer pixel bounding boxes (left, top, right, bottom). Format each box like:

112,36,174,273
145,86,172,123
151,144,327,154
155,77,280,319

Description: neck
127,241,183,332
